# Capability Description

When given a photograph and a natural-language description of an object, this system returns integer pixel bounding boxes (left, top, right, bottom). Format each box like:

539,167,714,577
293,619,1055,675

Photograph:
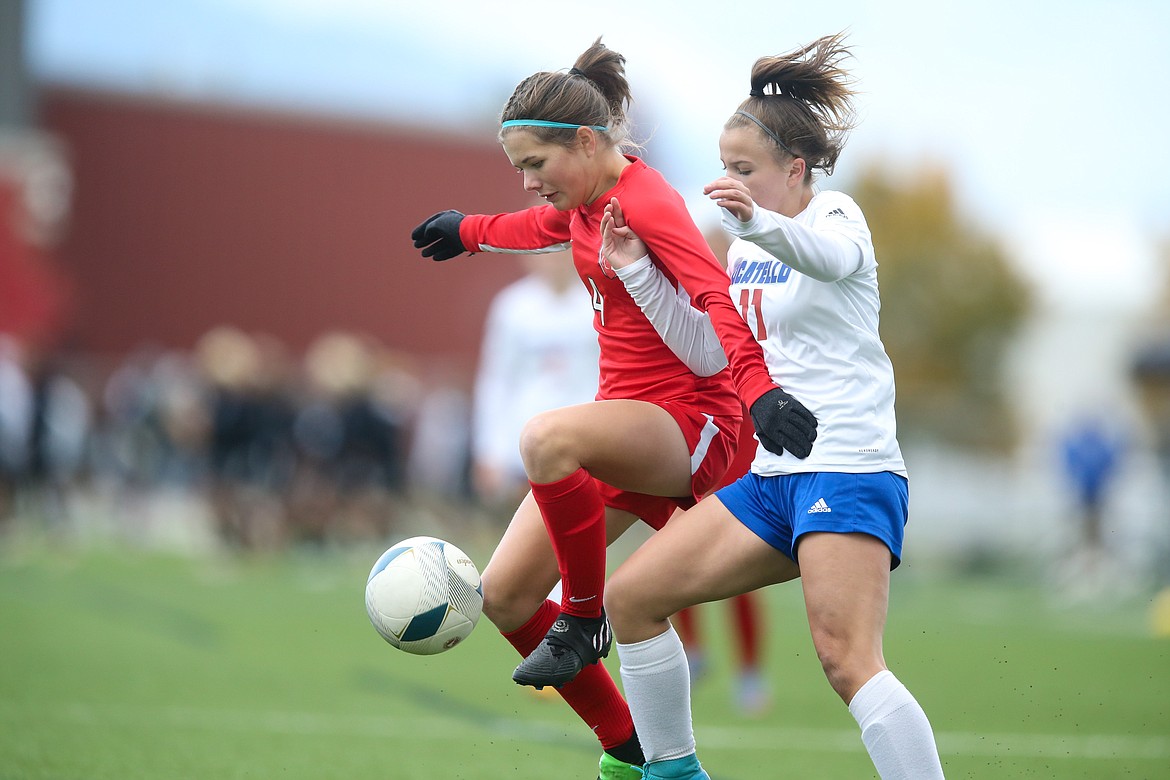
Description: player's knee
809,627,880,703
606,566,675,641
478,572,506,625
480,571,538,632
603,568,636,634
518,411,570,470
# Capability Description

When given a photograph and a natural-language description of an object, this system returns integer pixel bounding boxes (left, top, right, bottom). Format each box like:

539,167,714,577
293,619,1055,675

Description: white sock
617,627,696,762
848,670,945,779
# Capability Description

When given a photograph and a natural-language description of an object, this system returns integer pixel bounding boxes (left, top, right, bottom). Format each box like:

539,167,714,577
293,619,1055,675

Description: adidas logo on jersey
825,208,846,218
808,498,832,514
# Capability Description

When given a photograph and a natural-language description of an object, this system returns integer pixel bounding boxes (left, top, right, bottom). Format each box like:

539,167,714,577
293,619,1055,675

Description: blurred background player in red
411,38,817,780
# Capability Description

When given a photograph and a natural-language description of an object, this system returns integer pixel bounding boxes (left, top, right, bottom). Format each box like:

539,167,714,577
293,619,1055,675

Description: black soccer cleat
512,610,613,689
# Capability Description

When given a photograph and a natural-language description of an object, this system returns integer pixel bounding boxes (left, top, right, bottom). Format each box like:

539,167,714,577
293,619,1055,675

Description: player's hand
600,197,648,270
411,210,467,261
703,177,755,223
749,387,818,458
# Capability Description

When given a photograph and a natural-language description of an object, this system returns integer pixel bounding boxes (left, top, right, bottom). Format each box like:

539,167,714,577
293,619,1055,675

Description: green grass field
1,524,1167,780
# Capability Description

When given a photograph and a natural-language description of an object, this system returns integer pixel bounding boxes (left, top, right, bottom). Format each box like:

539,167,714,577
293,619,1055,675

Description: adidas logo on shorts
808,498,832,514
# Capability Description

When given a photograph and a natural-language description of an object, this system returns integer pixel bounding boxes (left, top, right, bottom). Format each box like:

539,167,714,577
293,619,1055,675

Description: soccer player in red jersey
411,39,816,779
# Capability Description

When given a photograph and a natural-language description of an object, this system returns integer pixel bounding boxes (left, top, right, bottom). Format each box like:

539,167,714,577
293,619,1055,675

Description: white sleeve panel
722,199,868,283
614,256,729,377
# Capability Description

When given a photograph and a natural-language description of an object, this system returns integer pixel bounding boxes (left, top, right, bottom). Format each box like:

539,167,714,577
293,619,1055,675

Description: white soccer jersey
726,190,905,476
618,190,905,477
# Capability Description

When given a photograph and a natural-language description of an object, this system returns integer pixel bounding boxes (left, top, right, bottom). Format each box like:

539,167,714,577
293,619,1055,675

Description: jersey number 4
588,277,605,326
738,287,766,340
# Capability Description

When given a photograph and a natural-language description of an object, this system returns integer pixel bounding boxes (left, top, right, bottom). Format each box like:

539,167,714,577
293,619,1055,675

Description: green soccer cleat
597,752,644,780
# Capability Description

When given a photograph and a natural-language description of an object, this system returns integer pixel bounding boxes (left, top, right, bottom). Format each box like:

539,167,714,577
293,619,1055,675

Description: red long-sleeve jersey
460,157,777,413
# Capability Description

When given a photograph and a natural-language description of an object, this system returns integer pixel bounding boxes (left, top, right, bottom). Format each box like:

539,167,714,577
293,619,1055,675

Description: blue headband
501,119,609,132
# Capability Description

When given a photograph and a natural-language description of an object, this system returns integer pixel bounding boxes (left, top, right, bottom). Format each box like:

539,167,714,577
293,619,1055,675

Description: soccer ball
365,536,483,655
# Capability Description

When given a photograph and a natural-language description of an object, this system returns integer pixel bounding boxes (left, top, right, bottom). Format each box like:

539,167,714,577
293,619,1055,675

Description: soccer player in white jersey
598,33,946,780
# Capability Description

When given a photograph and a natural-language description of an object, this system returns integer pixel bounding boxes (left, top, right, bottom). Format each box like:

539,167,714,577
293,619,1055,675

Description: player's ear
787,157,806,187
576,125,599,156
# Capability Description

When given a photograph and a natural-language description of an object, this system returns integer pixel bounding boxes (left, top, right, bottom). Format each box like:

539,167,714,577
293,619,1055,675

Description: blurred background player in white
472,250,600,512
602,33,945,779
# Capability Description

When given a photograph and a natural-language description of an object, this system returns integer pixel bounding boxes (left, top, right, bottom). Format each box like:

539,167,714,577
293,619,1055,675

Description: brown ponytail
729,32,858,180
499,38,634,149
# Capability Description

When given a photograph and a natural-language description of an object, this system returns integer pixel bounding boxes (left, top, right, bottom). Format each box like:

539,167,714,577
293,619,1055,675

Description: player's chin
540,192,565,209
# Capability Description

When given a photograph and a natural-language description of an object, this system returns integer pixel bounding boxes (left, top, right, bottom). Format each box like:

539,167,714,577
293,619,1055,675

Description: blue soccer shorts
715,470,909,568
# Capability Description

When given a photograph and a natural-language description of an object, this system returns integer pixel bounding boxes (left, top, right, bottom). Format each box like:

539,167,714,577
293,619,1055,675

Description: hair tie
749,88,765,98
569,67,586,77
734,110,797,158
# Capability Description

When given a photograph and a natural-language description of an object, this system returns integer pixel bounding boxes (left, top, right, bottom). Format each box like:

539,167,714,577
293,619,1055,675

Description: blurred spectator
1133,340,1170,484
470,252,599,511
150,350,212,488
1049,413,1128,601
99,345,167,489
290,331,412,544
0,335,33,521
25,349,91,493
99,346,210,490
408,365,474,503
196,326,295,550
0,336,91,527
1059,414,1125,555
1133,339,1170,589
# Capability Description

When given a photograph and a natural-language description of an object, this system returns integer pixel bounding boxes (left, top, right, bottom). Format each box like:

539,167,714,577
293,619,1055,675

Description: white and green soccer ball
365,536,483,655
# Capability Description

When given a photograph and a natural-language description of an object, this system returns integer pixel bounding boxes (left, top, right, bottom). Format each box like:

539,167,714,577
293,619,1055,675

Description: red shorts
595,401,745,530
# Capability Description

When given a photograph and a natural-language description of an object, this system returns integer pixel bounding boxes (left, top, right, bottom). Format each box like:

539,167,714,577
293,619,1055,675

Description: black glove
749,387,818,458
411,210,467,261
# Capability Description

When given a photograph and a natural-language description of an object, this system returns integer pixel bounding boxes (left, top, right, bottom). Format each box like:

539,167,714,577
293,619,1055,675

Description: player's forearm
614,256,727,377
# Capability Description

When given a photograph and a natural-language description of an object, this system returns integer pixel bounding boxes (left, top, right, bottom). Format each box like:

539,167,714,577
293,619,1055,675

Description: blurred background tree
849,163,1031,452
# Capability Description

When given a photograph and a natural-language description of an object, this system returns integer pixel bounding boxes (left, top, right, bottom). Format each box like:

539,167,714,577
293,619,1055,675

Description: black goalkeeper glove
411,210,467,261
749,387,818,459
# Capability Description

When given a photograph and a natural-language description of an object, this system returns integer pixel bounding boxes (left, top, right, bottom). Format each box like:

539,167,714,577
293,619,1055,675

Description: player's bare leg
798,532,890,702
480,493,562,633
609,496,799,641
512,400,694,689
800,532,945,778
482,487,647,775
606,497,797,778
480,491,638,632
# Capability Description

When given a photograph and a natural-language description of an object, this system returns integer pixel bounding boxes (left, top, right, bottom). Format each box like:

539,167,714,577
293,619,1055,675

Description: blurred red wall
38,87,538,373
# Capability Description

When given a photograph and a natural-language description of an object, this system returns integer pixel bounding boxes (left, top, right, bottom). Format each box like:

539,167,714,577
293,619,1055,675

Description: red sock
529,468,606,619
732,592,762,668
501,600,636,751
674,606,699,649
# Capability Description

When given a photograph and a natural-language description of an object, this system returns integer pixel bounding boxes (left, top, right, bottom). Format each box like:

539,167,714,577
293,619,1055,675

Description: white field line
7,703,1168,762
697,724,1170,761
